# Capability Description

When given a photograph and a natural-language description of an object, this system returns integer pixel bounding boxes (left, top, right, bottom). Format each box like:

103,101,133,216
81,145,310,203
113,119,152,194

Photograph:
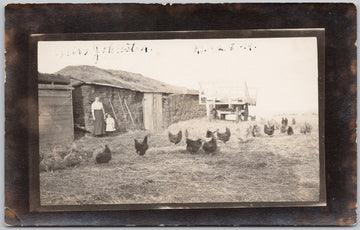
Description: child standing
105,114,116,132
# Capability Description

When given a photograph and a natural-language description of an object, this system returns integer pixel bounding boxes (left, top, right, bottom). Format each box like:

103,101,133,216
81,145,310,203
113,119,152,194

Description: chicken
63,149,82,167
300,122,312,134
216,127,231,143
287,126,294,135
135,135,149,156
282,117,288,127
63,143,82,167
168,130,182,144
264,124,275,136
186,138,203,154
247,125,261,137
184,129,203,154
280,118,288,133
95,144,112,164
41,145,79,172
202,132,217,154
206,130,215,138
185,129,189,138
40,153,66,172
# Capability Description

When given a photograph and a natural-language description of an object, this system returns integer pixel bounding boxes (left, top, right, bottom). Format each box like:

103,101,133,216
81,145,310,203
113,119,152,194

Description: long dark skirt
93,110,106,136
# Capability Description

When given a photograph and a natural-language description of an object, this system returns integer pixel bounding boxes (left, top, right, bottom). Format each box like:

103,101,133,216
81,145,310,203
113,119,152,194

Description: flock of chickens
262,117,294,137
95,117,306,164
132,127,230,157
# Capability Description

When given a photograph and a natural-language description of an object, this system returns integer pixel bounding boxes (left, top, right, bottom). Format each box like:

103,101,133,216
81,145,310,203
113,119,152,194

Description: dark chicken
287,126,294,135
186,138,203,154
300,122,312,134
202,132,217,154
95,144,112,164
264,124,275,136
251,125,261,137
168,130,182,144
135,135,149,156
281,117,288,127
185,129,202,154
216,127,231,143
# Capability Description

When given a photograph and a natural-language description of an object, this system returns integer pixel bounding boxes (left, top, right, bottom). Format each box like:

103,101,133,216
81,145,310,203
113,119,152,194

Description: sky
38,37,319,116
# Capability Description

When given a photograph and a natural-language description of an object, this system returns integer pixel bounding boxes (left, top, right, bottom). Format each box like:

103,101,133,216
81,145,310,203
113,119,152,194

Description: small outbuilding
38,73,74,148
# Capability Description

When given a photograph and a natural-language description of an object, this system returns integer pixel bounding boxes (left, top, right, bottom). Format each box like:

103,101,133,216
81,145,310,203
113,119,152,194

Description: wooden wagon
199,81,258,122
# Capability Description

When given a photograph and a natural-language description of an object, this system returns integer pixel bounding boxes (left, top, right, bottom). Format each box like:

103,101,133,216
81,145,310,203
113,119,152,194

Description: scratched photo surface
38,37,320,205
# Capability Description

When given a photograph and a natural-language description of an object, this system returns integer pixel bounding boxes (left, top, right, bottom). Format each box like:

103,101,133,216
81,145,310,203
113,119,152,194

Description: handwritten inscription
57,43,153,63
194,43,256,54
56,42,257,63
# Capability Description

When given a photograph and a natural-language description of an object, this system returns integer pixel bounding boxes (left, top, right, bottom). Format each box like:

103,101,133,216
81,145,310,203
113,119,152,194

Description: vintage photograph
36,34,322,207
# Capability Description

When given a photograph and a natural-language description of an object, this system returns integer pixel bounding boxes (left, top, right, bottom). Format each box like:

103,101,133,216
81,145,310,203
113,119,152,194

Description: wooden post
206,103,211,121
244,103,249,121
117,93,128,130
124,99,136,127
235,105,240,123
108,98,119,122
208,104,214,122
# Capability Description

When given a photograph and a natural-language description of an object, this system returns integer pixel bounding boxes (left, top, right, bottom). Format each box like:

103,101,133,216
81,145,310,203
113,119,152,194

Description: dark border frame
28,29,326,212
5,3,356,226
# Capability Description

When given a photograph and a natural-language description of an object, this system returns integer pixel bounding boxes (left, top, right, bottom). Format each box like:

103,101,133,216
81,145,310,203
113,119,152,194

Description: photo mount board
29,29,326,212
5,4,356,226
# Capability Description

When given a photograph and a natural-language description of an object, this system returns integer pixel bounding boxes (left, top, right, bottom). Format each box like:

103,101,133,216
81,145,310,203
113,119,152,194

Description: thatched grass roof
55,65,198,95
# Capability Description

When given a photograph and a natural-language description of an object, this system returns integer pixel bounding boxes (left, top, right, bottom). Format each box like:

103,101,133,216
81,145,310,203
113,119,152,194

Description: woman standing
91,97,106,136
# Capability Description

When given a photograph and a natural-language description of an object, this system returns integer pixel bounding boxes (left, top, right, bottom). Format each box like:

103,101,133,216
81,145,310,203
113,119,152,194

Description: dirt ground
40,114,320,205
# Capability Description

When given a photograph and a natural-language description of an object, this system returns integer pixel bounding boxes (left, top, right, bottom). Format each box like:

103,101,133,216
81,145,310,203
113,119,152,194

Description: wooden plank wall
143,93,163,132
143,93,154,132
153,93,163,132
38,87,74,148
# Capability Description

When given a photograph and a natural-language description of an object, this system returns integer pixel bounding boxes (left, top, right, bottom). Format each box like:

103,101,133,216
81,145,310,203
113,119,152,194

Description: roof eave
74,81,198,95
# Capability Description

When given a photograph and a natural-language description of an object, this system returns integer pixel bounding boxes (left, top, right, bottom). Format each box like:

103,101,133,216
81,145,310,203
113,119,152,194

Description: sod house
57,65,206,133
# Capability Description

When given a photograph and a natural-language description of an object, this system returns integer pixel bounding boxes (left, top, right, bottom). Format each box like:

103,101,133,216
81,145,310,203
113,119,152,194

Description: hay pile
40,144,90,172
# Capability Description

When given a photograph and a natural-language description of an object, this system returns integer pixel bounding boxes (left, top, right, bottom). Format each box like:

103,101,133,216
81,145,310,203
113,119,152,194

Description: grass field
40,114,320,205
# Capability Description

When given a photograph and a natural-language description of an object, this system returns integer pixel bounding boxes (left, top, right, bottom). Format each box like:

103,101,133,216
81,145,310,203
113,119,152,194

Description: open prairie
40,114,319,205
